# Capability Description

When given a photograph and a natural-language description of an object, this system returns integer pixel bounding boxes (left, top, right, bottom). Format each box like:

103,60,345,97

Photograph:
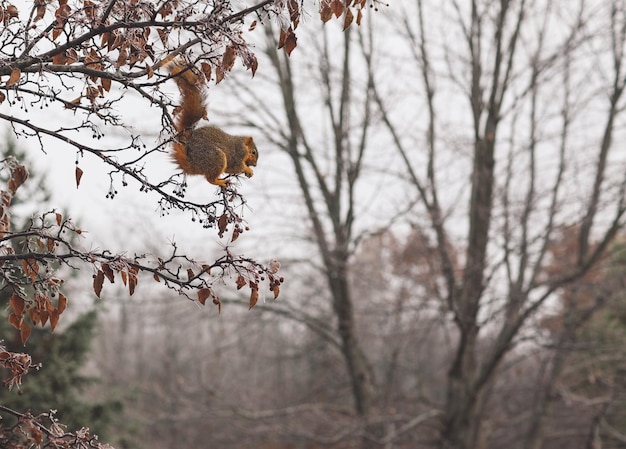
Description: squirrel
168,60,258,187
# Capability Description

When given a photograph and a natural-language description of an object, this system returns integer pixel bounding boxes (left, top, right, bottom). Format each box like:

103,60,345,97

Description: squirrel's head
245,137,258,167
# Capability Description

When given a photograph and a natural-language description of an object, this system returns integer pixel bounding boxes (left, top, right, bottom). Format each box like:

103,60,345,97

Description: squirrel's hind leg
204,153,228,187
206,176,229,187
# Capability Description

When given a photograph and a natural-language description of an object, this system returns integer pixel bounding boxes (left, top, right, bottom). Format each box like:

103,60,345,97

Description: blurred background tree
0,136,122,442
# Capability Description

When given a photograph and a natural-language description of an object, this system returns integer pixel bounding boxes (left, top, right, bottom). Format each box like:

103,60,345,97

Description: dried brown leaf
57,293,67,314
101,31,111,50
157,29,168,45
213,296,221,314
332,0,344,17
83,0,95,20
288,0,300,28
8,312,21,330
236,274,246,290
93,270,104,298
222,45,237,72
6,4,18,18
52,52,67,65
50,310,60,331
101,77,111,92
343,8,354,30
67,48,78,64
284,32,297,56
22,259,38,282
215,67,225,84
158,2,172,18
65,96,81,109
128,272,137,296
34,4,45,21
320,0,332,22
242,53,258,77
249,288,259,310
8,164,27,194
198,288,211,305
75,166,83,187
0,190,10,207
29,307,40,326
109,34,123,52
101,263,115,283
40,310,49,326
9,295,24,316
6,68,20,87
115,47,128,68
217,214,228,237
146,64,155,81
54,3,70,22
201,62,212,81
30,422,43,444
278,28,287,49
20,321,31,345
52,27,62,41
278,28,298,56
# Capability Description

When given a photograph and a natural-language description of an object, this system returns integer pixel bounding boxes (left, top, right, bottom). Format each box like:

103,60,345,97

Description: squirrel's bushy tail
166,59,208,174
168,61,207,131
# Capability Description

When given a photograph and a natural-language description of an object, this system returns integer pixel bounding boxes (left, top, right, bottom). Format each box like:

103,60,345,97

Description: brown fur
168,60,258,186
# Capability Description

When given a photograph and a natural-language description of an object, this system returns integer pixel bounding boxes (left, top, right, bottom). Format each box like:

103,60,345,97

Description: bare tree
221,13,386,444
373,1,626,448
107,1,626,448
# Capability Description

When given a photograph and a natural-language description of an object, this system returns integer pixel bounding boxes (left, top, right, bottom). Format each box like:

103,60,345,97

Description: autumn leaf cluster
0,0,376,444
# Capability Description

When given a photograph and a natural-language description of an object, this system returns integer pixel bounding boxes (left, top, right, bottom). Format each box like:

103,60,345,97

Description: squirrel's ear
245,136,254,145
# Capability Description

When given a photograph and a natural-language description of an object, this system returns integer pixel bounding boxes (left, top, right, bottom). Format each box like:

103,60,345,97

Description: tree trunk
327,249,377,447
439,125,497,449
330,271,374,416
440,324,481,449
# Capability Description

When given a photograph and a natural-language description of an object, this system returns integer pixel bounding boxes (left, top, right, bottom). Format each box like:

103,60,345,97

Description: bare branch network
0,0,370,325
0,0,372,312
0,0,379,447
0,0,375,351
0,399,114,448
